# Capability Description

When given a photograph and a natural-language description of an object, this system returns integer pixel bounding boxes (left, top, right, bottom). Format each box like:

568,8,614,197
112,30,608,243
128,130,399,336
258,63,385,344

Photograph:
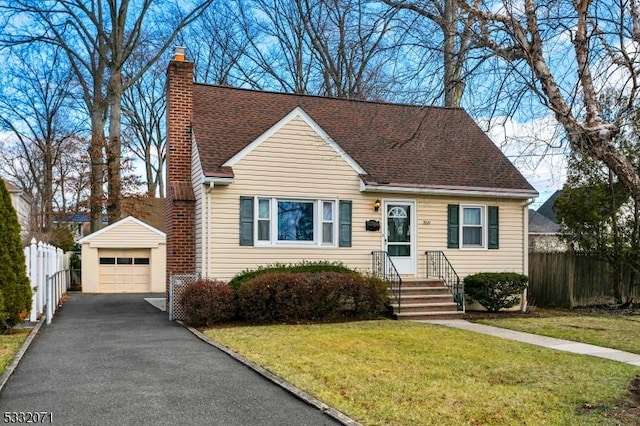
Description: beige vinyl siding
86,220,163,248
416,197,527,278
205,116,380,281
192,141,204,274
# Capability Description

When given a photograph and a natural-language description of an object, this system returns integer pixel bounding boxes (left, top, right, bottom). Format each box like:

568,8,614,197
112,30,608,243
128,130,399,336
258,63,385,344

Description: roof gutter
203,176,234,185
360,181,538,199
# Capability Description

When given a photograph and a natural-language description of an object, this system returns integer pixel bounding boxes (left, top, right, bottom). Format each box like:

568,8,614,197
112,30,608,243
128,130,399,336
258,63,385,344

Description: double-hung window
257,199,271,242
447,204,498,250
322,201,334,244
461,205,484,248
256,198,336,246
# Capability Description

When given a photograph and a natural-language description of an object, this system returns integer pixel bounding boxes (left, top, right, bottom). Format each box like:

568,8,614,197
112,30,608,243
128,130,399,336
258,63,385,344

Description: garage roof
78,216,165,246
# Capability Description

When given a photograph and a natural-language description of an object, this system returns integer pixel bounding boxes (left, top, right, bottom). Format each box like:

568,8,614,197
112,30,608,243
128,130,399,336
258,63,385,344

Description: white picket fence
24,238,70,324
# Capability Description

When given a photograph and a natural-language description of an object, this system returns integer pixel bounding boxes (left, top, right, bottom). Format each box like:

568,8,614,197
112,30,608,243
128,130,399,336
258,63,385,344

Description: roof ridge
192,83,465,111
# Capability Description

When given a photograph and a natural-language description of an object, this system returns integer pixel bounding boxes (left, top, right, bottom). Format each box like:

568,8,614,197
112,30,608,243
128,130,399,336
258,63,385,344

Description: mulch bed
463,304,640,321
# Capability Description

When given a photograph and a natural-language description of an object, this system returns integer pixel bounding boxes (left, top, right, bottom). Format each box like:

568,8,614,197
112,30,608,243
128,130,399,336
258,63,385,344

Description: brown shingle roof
192,85,536,194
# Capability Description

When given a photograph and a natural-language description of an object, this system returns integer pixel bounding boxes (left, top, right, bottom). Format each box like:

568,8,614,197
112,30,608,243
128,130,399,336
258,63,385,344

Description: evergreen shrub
463,272,528,312
0,180,32,329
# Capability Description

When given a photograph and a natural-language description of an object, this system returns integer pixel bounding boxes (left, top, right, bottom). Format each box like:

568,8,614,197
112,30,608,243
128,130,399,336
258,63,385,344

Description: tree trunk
443,0,464,107
609,168,623,303
43,138,54,233
106,70,123,224
156,161,165,198
145,148,156,197
89,110,106,233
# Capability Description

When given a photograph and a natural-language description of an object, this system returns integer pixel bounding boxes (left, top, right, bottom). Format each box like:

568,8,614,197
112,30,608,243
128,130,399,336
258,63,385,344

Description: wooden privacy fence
528,252,640,308
24,238,70,324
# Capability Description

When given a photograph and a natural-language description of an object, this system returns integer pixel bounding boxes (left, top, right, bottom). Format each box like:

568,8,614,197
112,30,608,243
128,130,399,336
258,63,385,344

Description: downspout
205,182,214,279
521,197,536,312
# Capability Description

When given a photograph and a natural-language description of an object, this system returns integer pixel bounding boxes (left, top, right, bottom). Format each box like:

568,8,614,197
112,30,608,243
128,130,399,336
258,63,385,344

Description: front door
383,201,415,275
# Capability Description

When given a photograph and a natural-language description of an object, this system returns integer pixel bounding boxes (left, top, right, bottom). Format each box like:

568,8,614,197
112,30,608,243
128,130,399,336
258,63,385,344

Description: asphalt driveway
0,294,342,425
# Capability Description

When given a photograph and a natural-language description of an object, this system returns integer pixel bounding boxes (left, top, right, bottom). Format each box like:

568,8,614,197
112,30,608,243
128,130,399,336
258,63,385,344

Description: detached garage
79,216,166,293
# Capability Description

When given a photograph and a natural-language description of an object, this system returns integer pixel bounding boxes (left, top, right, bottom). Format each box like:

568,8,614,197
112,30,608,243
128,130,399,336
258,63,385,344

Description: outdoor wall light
374,199,381,212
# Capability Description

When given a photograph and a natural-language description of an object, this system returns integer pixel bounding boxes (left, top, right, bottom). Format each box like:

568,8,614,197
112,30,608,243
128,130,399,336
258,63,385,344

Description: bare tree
188,0,403,99
234,0,316,92
0,0,214,231
177,1,255,86
298,0,401,99
122,58,166,197
382,0,478,107
53,135,92,218
460,0,640,201
0,43,78,232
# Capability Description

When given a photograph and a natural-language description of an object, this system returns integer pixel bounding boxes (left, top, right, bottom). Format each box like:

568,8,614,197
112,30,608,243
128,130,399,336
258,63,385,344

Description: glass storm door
384,201,415,275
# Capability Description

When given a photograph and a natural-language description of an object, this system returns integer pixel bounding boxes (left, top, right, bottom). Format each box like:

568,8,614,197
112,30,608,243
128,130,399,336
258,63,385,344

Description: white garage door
98,249,151,293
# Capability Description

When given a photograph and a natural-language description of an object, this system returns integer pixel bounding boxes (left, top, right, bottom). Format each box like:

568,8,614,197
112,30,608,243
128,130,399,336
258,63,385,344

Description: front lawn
0,329,29,374
204,320,640,425
474,314,640,355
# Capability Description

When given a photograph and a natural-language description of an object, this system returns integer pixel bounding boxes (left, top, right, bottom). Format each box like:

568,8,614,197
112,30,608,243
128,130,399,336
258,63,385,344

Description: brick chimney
165,47,196,294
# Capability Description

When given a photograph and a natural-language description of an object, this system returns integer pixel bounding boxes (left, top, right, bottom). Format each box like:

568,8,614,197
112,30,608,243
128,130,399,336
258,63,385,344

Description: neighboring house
529,209,564,252
528,190,568,252
54,213,94,242
165,51,538,314
3,179,32,242
78,216,166,293
537,190,562,224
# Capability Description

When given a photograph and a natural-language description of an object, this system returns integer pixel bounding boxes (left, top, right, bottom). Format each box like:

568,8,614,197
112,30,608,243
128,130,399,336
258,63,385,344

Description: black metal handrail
371,251,402,312
425,251,464,311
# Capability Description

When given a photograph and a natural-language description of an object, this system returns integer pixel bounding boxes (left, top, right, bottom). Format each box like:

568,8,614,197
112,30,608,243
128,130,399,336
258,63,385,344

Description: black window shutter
239,196,254,246
447,204,459,248
488,206,499,249
339,200,352,247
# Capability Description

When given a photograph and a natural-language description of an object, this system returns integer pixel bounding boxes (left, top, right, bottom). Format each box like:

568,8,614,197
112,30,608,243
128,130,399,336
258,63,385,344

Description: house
165,50,538,316
529,190,568,252
78,216,166,293
536,190,562,224
3,179,32,243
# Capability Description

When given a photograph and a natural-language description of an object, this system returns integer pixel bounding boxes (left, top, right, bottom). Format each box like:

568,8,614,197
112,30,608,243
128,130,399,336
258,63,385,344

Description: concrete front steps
391,279,464,321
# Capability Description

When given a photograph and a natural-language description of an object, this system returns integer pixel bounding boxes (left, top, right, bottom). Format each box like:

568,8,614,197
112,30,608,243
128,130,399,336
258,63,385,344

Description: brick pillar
166,49,196,298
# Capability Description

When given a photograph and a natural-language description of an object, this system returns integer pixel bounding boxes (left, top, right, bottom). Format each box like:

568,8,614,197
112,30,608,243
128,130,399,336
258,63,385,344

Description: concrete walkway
0,294,342,425
424,319,640,367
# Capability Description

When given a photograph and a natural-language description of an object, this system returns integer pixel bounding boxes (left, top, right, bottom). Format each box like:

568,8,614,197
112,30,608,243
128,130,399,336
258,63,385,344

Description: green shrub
463,272,528,312
237,271,388,323
0,181,32,329
229,261,354,291
49,225,75,252
179,279,237,327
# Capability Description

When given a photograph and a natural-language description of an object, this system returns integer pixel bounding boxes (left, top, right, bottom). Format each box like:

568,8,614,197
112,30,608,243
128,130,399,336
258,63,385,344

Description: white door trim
382,199,416,276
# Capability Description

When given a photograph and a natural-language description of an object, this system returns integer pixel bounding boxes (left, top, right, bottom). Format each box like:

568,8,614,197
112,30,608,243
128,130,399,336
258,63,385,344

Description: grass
0,329,29,374
474,314,640,355
204,320,640,425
